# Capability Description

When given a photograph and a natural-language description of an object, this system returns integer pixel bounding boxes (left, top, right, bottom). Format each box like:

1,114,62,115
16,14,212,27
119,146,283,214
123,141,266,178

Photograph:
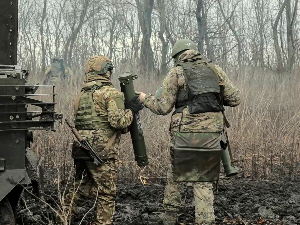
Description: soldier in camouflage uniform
138,40,241,225
65,56,143,225
43,57,73,85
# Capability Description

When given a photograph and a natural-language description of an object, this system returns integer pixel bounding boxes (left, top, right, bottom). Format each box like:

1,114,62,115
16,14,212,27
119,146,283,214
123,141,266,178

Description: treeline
19,0,299,75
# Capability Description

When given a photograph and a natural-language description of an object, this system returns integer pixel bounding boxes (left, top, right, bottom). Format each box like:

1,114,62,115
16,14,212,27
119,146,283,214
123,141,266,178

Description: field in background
28,66,300,185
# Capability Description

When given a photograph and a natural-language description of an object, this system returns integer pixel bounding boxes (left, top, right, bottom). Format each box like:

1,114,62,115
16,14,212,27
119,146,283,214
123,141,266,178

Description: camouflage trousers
64,159,117,225
162,169,215,225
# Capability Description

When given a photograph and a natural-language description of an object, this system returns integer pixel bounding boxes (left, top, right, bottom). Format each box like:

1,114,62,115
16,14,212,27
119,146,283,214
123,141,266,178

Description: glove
125,95,144,113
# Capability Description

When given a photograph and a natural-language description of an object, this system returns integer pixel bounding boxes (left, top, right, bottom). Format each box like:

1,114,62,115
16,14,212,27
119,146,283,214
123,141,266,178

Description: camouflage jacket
43,66,73,84
76,72,133,159
142,50,241,134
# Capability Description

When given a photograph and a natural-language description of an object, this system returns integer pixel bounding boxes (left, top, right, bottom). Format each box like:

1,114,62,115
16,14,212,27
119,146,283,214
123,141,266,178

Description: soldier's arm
141,68,179,115
215,65,241,107
105,91,133,129
67,67,74,77
43,67,51,84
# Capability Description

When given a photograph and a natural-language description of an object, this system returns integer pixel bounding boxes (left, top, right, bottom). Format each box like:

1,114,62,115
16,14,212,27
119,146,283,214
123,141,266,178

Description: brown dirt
16,177,300,225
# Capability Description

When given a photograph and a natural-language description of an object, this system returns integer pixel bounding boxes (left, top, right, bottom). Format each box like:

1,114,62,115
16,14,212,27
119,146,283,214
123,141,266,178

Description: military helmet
51,57,63,64
171,39,198,58
85,55,113,75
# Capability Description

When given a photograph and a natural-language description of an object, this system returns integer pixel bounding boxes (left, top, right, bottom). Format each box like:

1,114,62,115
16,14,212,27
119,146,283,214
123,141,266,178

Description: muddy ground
17,177,300,225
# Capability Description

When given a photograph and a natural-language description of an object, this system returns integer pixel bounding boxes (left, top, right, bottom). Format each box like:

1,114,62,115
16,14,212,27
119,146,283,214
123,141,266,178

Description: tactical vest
49,66,62,77
75,82,111,130
175,59,222,114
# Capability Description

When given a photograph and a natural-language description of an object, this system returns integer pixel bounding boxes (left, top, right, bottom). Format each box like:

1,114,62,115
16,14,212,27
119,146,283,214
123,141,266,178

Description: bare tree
39,0,47,73
63,0,90,65
17,0,300,73
253,0,268,68
157,0,168,75
272,0,288,72
217,0,242,67
135,0,155,73
286,0,298,71
196,0,205,53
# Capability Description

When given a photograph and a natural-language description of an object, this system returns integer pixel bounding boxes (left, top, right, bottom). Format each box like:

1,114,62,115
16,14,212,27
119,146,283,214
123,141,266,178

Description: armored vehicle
0,0,61,223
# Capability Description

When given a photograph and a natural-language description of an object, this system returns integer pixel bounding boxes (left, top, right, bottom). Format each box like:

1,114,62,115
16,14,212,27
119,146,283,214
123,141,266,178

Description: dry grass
227,67,300,180
28,66,300,185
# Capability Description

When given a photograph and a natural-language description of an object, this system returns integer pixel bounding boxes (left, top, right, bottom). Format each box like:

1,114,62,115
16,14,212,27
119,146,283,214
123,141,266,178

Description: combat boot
159,211,177,225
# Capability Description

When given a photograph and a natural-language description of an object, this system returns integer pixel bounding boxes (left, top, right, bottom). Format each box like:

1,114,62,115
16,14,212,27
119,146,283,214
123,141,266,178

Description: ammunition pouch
172,132,222,182
71,141,93,161
174,92,222,114
174,59,223,115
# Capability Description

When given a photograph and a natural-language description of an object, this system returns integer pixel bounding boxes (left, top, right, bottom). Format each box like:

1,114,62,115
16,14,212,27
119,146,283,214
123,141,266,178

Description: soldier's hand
121,127,130,134
138,92,146,102
125,96,144,113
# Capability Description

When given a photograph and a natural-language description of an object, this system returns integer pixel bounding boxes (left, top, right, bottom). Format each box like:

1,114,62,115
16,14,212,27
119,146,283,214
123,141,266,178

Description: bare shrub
28,66,300,186
227,67,300,180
